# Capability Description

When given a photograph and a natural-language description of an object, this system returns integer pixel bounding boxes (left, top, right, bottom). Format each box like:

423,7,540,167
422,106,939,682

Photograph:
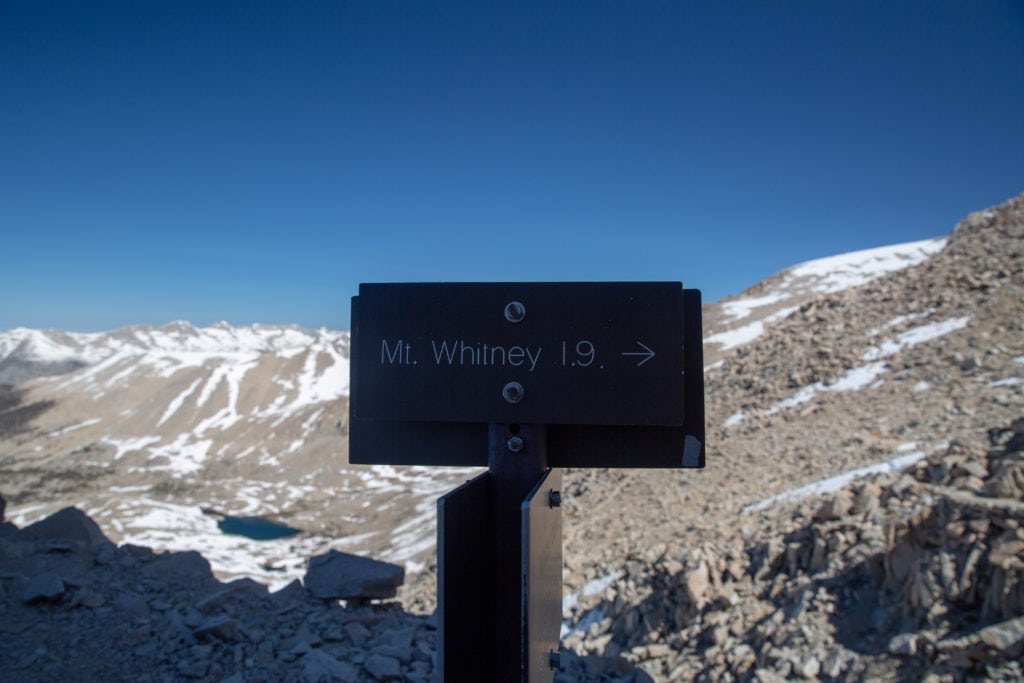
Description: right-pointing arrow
621,341,656,366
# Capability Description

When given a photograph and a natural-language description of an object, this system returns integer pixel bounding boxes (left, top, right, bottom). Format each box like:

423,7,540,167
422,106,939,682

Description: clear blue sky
3,1,1022,332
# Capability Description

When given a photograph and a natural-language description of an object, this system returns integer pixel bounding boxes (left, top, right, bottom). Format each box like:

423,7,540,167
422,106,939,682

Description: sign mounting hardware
348,281,705,682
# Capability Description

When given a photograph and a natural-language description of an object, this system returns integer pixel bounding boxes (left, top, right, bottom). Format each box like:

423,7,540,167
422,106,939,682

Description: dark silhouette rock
304,550,404,601
17,506,113,552
22,572,66,604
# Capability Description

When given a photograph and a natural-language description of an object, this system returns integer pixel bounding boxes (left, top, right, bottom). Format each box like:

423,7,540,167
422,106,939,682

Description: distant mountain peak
0,322,348,386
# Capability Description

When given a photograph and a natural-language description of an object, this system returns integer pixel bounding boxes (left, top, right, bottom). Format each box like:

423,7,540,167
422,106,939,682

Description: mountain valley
2,192,1022,681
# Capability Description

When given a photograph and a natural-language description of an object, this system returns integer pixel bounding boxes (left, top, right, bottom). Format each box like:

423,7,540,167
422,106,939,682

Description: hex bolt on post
548,489,561,508
507,436,524,453
502,381,524,404
504,301,526,323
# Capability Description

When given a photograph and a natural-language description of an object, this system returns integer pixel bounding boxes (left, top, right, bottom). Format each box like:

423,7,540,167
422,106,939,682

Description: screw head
549,490,561,508
504,301,526,323
507,436,524,453
502,381,524,404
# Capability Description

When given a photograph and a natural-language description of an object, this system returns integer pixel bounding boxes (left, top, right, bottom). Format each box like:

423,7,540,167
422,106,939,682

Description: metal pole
488,423,547,682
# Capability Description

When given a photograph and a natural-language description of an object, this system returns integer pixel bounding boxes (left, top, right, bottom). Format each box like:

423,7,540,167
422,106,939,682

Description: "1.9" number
561,340,595,367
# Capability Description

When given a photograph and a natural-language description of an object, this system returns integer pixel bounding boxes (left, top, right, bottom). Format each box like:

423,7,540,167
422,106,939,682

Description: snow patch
766,361,888,415
49,417,102,437
743,450,928,513
787,238,946,295
705,306,797,351
102,435,162,460
561,571,624,638
863,316,971,361
866,310,935,338
720,292,788,321
724,411,746,428
158,377,203,426
193,359,258,433
142,433,213,475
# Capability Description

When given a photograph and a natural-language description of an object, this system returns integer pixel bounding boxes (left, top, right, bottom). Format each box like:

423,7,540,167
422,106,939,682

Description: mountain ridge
1,191,1022,681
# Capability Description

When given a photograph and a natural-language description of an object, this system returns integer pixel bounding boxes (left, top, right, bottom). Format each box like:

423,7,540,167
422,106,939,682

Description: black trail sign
352,282,685,426
350,282,704,468
348,282,705,682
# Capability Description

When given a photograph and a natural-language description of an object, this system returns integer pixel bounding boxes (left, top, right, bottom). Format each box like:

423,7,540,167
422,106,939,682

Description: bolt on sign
348,282,705,683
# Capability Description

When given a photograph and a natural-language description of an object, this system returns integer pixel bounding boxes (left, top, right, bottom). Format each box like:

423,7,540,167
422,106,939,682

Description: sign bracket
438,423,561,682
351,281,705,682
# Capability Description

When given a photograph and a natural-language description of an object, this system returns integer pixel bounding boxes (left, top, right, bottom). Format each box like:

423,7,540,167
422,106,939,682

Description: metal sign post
349,282,704,682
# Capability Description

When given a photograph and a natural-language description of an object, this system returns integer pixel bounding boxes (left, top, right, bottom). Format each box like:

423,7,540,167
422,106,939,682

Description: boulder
365,652,402,680
196,577,267,614
22,572,66,604
17,506,113,552
302,648,357,682
193,615,240,643
142,549,214,582
979,616,1024,658
304,550,404,601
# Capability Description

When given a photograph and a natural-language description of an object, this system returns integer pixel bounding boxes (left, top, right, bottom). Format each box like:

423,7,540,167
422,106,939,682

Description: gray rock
345,621,372,642
752,669,789,683
821,651,849,678
304,550,404,601
889,632,918,656
270,578,307,605
979,616,1024,657
302,648,357,682
814,492,853,521
373,644,414,663
177,659,209,679
142,550,213,581
196,577,267,614
114,592,150,618
94,543,116,565
794,655,820,679
365,653,401,680
18,507,113,552
22,572,66,604
182,606,205,628
194,615,240,643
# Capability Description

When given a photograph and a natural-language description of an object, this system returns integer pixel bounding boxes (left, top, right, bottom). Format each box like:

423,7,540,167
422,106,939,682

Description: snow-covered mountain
0,321,472,589
2,198,1020,607
4,194,1023,682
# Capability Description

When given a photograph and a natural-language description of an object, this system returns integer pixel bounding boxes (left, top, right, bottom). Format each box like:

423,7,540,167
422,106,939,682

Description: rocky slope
1,192,1022,681
554,192,1024,680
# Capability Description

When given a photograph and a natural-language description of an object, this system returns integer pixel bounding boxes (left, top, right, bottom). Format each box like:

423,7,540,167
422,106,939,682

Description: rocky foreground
2,417,1023,682
1,493,656,683
560,417,1024,682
